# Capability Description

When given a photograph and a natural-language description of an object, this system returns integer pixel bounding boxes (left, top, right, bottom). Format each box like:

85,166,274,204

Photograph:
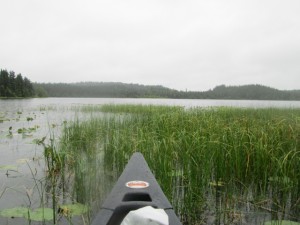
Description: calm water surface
0,98,299,224
2,97,300,109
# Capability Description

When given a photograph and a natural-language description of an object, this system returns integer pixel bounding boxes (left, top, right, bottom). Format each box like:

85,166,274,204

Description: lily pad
22,133,33,138
16,158,30,164
0,165,18,171
25,208,53,221
32,136,46,145
17,128,26,134
0,207,29,218
0,207,53,221
59,203,88,216
264,220,300,225
26,117,34,122
0,116,10,123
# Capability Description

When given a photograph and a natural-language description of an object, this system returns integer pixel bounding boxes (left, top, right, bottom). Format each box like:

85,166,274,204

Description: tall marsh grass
58,105,300,224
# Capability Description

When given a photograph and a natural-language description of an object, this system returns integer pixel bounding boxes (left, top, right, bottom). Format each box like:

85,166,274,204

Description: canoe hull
91,152,182,225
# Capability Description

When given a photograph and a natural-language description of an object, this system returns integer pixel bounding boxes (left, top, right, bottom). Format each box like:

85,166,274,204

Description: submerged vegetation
56,105,300,224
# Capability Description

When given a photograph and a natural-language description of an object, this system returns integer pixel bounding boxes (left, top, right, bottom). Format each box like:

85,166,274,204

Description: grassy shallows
60,105,300,224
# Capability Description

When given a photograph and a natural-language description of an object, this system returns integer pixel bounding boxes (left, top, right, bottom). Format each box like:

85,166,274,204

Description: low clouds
1,0,299,91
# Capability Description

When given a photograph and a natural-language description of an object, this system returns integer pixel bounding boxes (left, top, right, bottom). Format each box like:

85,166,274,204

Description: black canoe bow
91,152,182,225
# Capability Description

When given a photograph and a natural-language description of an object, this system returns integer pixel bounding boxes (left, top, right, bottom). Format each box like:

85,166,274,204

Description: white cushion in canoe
120,206,169,225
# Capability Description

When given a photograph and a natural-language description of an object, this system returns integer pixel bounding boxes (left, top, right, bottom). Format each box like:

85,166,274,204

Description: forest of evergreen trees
36,82,179,98
0,69,35,98
202,84,300,100
37,82,300,100
1,68,299,100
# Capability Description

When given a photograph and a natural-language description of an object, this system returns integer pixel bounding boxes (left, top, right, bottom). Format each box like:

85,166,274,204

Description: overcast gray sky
1,0,299,91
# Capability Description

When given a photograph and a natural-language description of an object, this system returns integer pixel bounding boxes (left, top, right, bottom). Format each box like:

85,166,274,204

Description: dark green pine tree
0,69,10,97
8,71,16,97
0,69,35,98
15,73,24,97
23,77,34,97
0,70,4,96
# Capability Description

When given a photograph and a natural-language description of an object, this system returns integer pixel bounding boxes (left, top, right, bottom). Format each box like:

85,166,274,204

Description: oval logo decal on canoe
126,180,149,189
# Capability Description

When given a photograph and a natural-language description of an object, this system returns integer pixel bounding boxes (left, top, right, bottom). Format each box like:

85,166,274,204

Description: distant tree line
37,82,300,100
0,69,35,98
199,84,300,100
1,68,299,100
36,82,179,98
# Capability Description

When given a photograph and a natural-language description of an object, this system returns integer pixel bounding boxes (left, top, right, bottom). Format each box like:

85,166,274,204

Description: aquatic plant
57,105,300,224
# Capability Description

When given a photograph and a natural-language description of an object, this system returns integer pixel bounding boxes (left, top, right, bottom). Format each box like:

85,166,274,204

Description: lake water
0,98,300,224
2,97,300,109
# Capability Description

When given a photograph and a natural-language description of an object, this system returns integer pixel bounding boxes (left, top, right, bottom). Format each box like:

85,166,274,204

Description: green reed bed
57,105,300,224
